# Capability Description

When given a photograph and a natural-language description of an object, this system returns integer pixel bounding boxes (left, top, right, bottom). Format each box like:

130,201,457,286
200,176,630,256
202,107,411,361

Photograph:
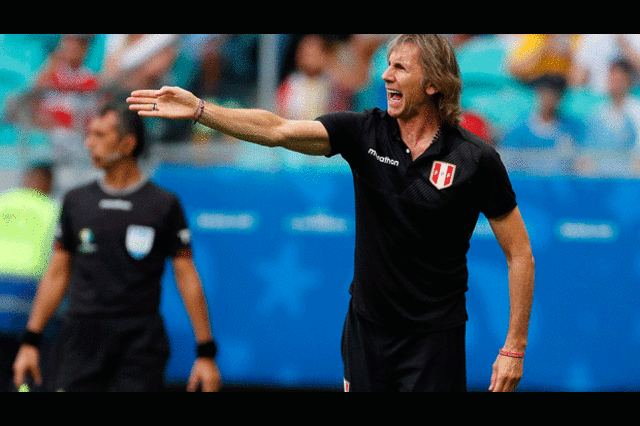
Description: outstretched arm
127,86,331,155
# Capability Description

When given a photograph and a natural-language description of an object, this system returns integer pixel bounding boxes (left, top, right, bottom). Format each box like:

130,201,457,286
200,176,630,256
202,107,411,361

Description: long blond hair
387,34,462,126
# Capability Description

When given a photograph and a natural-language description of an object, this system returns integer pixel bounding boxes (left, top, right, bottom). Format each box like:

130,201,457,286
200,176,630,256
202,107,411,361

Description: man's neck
102,160,142,190
398,110,442,160
397,100,442,146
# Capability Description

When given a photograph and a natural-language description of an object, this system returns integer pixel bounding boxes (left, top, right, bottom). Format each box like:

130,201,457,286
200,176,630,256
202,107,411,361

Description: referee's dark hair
99,101,146,158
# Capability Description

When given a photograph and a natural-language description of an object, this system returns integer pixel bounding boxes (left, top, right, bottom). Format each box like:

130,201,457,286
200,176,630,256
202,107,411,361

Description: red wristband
499,348,525,358
193,98,205,124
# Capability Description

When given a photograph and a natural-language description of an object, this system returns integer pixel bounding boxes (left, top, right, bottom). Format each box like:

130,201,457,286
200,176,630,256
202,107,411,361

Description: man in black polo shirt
127,34,534,392
13,103,221,392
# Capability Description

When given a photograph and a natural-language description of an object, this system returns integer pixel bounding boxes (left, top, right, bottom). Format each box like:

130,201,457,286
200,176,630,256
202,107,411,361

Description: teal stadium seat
0,35,50,152
0,123,20,168
462,82,535,136
0,55,32,114
168,49,199,90
559,87,605,120
0,35,46,118
0,123,19,146
457,36,510,87
0,34,46,70
457,36,536,136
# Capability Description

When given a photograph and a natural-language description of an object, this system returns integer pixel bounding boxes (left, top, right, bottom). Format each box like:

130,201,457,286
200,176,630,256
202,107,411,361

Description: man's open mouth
388,89,402,101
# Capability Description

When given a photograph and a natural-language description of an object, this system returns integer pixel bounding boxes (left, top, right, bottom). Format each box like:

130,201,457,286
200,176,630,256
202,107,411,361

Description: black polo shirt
317,108,517,332
54,178,192,317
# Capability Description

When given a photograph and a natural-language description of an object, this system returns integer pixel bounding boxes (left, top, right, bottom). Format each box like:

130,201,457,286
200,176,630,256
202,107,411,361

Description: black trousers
48,313,170,392
341,300,466,392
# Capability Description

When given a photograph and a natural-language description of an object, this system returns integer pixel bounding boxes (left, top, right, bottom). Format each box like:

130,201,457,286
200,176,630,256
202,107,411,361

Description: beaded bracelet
499,348,525,358
193,98,205,124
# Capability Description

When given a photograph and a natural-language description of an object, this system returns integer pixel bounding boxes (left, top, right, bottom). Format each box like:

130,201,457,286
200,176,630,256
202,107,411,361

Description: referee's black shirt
317,108,517,332
55,178,192,317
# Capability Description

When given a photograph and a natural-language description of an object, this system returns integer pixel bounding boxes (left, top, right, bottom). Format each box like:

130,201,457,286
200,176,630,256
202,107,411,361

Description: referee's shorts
341,299,466,392
47,313,170,392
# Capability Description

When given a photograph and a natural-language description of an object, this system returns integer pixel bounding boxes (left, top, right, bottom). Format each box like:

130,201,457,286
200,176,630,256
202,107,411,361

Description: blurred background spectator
181,34,226,98
273,34,351,168
569,34,640,95
32,34,101,128
578,58,640,176
271,34,383,169
500,74,585,175
185,34,260,108
6,34,103,166
506,34,579,85
0,162,59,392
101,34,178,100
276,34,353,120
3,33,640,178
277,34,389,115
169,35,264,166
350,35,392,112
0,162,58,278
447,34,481,50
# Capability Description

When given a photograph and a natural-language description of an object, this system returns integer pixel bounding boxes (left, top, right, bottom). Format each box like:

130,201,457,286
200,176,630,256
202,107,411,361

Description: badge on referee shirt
429,161,456,190
126,225,155,259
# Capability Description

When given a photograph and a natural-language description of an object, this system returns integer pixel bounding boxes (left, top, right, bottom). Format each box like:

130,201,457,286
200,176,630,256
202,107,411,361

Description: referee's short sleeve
164,196,193,258
54,193,75,252
477,147,517,219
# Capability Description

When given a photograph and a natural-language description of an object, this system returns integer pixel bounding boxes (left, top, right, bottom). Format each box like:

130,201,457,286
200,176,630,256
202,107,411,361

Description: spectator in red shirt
33,34,102,130
29,34,103,164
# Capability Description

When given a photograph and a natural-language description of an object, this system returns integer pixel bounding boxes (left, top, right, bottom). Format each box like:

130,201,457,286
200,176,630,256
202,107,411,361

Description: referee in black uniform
13,102,221,392
127,34,535,392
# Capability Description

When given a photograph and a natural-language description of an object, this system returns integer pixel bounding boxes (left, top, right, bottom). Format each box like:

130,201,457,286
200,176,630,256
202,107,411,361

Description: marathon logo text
368,148,399,167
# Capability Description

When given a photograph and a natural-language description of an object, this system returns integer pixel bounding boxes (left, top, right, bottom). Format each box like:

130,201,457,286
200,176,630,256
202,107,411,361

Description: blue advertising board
150,166,640,391
155,166,355,388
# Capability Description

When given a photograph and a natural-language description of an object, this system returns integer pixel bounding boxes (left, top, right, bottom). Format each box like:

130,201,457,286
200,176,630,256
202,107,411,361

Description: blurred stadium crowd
2,33,640,258
2,34,640,183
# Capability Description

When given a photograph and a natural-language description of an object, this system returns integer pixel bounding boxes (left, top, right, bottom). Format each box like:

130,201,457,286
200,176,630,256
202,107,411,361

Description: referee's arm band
20,329,43,349
196,340,217,359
